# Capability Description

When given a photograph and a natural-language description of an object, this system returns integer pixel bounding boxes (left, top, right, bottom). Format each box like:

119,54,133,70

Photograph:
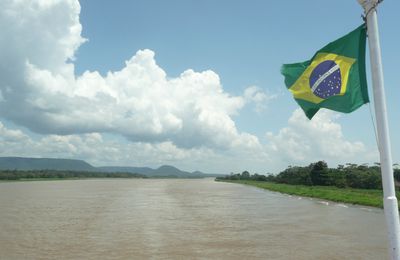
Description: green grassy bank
217,179,398,208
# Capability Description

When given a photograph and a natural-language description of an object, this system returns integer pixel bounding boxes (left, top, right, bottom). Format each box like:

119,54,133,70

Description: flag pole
358,0,400,259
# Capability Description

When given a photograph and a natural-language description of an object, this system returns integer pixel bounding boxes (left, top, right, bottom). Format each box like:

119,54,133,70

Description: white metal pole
358,1,400,259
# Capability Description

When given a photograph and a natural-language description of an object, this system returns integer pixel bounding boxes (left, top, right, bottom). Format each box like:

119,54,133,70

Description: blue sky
0,0,399,173
76,0,399,145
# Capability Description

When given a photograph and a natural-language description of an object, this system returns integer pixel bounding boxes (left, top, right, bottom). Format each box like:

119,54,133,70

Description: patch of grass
218,180,393,208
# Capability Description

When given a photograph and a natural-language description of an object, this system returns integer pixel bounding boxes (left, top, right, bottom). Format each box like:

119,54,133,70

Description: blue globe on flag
309,60,342,99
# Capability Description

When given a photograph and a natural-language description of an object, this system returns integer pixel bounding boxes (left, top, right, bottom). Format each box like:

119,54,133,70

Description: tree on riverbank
0,169,147,180
217,161,400,190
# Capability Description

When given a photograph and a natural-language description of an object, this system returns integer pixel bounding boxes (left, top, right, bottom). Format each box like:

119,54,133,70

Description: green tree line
0,169,147,180
217,161,400,190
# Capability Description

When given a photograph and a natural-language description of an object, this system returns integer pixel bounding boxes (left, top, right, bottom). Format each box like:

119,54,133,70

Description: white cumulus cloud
266,109,378,168
0,0,261,150
243,86,276,113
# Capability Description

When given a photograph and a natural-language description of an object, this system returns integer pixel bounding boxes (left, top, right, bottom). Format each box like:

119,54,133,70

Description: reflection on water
0,179,388,259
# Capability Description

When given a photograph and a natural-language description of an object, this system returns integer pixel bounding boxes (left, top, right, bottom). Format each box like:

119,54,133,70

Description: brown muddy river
0,178,389,259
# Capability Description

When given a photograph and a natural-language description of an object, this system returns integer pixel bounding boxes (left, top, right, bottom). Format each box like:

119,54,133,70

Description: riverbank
217,180,396,208
0,177,132,183
0,176,210,183
0,177,83,182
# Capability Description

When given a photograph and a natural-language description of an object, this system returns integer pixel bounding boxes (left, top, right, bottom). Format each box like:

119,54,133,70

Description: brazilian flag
281,25,369,119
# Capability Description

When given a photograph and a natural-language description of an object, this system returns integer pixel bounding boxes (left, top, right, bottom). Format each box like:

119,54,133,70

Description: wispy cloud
243,86,277,113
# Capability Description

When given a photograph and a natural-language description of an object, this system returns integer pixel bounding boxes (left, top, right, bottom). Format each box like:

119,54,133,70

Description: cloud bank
266,109,377,166
0,0,376,172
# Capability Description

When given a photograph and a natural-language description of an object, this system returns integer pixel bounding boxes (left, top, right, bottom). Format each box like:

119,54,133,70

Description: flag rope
362,1,380,153
368,102,380,152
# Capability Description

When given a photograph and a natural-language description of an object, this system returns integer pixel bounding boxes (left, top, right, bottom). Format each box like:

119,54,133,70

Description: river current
0,178,388,259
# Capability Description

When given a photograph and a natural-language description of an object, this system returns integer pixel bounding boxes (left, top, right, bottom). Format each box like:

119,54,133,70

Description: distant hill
98,165,222,178
0,157,222,178
0,157,95,171
97,166,155,175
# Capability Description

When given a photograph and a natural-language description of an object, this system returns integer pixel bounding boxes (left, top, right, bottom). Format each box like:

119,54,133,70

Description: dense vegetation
216,161,400,190
216,161,400,208
0,169,147,180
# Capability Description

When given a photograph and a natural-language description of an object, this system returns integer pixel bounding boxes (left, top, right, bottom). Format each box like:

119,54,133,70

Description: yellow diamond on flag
289,53,355,104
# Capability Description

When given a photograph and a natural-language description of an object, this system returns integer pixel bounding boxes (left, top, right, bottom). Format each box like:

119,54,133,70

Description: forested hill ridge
0,157,95,171
0,157,220,178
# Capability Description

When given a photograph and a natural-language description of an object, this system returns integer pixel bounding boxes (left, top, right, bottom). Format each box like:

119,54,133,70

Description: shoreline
217,179,391,209
0,176,211,183
0,177,138,183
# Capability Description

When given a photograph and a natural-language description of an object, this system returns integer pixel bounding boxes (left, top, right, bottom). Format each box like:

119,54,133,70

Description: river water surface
0,178,389,259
